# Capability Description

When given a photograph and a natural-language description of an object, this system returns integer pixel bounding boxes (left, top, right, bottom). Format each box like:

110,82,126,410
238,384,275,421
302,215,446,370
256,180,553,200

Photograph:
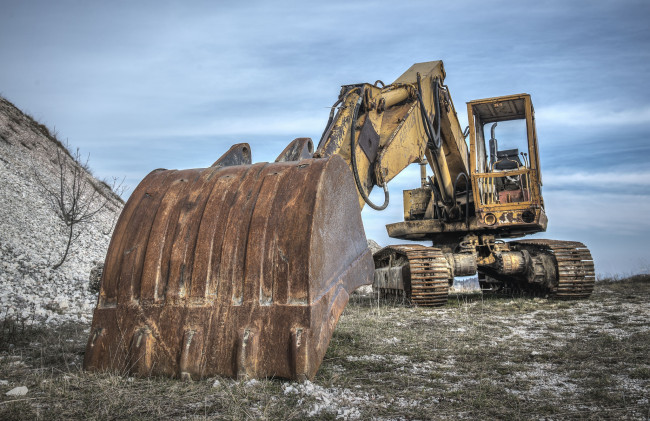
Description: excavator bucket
83,139,373,381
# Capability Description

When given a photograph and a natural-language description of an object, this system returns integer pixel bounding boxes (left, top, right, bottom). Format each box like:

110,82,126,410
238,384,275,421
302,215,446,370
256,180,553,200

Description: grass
1,276,649,420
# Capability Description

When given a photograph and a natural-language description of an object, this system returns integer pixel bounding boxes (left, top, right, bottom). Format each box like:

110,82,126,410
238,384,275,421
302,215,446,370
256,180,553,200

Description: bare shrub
34,142,124,269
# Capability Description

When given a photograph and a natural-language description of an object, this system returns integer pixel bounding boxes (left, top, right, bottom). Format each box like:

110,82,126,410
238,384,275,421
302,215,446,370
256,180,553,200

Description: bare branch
32,142,123,269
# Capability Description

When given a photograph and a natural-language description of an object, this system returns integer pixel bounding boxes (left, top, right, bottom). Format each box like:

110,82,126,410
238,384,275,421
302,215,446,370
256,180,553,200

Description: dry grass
1,276,649,420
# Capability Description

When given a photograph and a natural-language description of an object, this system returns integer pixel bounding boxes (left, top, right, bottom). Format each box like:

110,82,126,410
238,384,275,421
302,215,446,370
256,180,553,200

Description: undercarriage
373,238,595,306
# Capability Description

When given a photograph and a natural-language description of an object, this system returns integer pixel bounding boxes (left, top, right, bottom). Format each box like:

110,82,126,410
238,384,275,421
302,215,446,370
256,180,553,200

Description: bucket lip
308,154,370,299
147,156,338,175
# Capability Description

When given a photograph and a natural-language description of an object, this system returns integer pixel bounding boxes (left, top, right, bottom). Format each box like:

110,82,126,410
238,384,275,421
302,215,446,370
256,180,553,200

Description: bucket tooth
236,328,260,380
275,137,314,162
84,153,373,380
179,329,203,381
211,143,252,168
86,327,106,358
291,327,310,381
128,327,155,376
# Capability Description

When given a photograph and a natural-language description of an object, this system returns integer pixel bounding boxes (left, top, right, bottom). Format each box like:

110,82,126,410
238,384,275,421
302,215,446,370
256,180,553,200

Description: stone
6,386,28,396
366,239,382,255
88,261,104,294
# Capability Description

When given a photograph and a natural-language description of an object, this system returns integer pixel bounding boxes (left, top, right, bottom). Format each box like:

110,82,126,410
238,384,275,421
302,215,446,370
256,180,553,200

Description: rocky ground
0,96,123,326
1,277,648,420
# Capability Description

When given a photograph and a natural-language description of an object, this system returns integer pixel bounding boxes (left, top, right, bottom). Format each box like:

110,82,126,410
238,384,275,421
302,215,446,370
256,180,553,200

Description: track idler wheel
495,240,596,300
84,139,373,381
511,239,595,299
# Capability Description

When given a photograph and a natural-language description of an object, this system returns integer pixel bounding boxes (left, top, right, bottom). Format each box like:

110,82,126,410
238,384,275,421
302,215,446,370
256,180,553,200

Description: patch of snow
5,386,28,396
282,380,379,420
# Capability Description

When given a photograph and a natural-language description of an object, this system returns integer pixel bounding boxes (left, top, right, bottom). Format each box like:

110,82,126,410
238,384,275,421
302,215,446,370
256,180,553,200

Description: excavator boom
315,60,468,212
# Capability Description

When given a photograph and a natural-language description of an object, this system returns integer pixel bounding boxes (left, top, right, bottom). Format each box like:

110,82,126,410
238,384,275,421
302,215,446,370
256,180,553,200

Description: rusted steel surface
211,143,252,168
84,153,373,381
275,138,314,162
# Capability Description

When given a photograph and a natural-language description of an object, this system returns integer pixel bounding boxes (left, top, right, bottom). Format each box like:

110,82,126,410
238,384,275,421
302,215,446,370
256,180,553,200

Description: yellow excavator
84,61,594,381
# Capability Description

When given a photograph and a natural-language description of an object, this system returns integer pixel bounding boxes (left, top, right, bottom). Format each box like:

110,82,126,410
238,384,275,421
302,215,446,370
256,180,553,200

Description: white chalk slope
0,96,123,325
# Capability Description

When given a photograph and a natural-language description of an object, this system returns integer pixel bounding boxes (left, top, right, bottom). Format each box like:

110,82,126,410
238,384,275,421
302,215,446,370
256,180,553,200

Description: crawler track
376,245,451,306
406,246,451,306
512,239,595,299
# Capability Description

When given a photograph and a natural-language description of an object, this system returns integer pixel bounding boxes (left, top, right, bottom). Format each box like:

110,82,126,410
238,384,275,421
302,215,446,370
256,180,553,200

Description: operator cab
487,120,528,200
467,94,546,231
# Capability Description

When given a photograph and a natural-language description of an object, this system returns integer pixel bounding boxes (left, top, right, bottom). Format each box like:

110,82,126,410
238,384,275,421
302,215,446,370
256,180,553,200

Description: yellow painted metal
315,61,468,211
381,86,411,109
314,86,379,210
315,62,548,242
403,188,431,220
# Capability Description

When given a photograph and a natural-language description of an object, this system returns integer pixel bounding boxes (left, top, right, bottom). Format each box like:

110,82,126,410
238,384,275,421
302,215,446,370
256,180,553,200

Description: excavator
84,61,594,382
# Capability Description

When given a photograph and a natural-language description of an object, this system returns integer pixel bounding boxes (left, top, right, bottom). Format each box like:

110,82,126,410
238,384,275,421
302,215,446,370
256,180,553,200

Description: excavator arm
315,61,469,214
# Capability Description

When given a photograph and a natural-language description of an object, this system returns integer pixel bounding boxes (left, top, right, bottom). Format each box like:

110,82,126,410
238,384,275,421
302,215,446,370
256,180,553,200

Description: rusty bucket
83,141,373,381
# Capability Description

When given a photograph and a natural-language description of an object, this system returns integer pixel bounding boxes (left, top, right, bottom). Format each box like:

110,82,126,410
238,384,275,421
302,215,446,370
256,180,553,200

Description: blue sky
1,0,649,276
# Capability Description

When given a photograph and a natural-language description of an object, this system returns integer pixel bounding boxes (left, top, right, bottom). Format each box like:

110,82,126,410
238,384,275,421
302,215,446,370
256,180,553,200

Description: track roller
479,239,595,299
512,239,595,299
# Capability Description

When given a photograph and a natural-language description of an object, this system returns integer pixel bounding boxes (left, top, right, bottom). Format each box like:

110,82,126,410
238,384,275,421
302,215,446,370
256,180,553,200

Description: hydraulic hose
417,73,453,207
453,172,471,228
416,73,442,150
318,96,343,145
350,88,389,211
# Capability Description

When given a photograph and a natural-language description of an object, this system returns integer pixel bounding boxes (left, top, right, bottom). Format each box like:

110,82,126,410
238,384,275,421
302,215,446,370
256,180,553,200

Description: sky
1,0,649,276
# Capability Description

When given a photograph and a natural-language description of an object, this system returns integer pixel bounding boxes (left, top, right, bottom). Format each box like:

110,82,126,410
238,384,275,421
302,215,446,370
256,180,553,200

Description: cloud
543,170,650,189
537,103,650,127
544,190,650,233
120,114,327,139
541,189,650,275
2,0,649,277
